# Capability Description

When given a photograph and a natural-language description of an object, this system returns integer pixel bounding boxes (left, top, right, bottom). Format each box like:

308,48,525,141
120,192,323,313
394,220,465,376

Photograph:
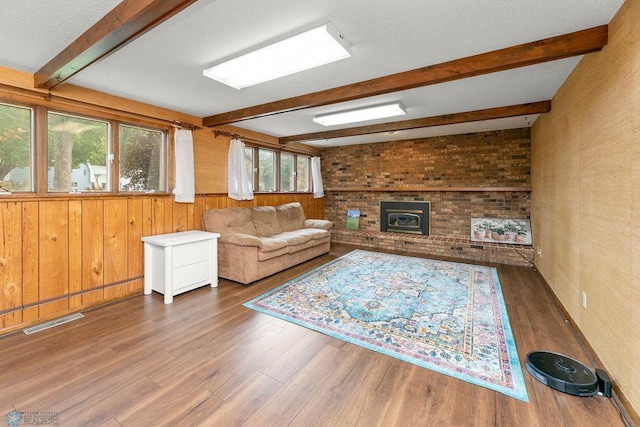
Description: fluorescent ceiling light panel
203,22,351,89
313,102,407,126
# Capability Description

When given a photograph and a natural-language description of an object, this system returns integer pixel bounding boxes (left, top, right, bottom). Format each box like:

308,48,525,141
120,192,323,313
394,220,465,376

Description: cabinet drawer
173,260,210,290
173,240,210,268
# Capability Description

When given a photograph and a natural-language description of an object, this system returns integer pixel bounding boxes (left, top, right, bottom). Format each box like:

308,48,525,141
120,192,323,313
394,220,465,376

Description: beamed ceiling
0,0,625,147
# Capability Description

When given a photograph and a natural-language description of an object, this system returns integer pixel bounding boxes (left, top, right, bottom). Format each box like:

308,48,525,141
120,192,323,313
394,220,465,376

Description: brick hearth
331,229,534,267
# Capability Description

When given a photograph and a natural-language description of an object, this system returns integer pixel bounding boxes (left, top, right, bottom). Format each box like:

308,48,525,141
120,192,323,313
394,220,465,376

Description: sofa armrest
303,219,333,231
219,233,263,248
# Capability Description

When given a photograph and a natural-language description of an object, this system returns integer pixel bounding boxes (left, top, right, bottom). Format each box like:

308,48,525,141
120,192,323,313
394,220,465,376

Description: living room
0,0,638,425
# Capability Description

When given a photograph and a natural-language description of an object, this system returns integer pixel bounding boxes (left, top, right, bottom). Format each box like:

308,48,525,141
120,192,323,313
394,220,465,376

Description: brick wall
320,128,534,266
322,128,531,189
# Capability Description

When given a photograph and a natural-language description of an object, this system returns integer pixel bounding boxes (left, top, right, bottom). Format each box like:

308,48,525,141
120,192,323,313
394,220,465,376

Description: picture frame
346,209,361,230
470,218,532,245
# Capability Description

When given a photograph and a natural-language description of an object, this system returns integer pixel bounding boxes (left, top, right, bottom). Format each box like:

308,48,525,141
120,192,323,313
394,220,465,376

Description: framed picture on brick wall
346,209,360,230
471,218,531,245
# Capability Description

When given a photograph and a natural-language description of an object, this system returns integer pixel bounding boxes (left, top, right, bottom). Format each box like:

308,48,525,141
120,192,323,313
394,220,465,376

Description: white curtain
173,129,195,203
228,138,254,200
311,156,324,198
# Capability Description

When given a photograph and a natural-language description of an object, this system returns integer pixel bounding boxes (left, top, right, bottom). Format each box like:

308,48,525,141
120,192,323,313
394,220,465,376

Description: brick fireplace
319,129,535,266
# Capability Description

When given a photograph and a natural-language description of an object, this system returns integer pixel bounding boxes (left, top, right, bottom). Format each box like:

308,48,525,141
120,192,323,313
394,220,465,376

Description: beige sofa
202,202,332,285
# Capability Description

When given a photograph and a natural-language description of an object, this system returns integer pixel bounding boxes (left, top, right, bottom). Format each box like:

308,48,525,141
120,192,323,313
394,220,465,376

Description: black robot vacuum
525,351,599,396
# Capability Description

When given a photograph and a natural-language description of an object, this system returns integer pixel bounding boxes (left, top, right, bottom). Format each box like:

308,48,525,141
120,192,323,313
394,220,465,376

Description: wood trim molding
280,101,551,143
203,26,607,127
34,0,198,89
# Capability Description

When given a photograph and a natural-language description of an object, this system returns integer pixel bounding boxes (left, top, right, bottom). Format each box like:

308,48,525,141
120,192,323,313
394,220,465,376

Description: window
48,112,109,192
119,124,166,192
244,145,312,193
297,155,310,192
1,98,171,196
258,148,276,192
0,103,33,192
280,153,294,192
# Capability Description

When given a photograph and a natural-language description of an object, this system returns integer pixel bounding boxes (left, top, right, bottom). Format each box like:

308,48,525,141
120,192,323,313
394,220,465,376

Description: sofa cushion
287,239,315,254
257,237,289,252
258,246,289,261
303,219,333,231
203,207,257,236
275,202,305,232
272,231,313,246
220,233,262,248
289,228,330,240
251,206,282,237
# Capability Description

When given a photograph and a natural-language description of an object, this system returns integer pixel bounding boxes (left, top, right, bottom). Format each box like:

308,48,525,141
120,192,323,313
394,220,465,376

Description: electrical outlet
582,292,587,309
537,246,542,257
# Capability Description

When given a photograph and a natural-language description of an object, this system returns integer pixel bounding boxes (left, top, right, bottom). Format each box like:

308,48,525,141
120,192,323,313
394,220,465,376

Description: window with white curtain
243,145,312,193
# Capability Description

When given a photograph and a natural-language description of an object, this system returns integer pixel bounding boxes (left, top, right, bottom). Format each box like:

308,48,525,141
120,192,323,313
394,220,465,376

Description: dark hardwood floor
0,244,629,426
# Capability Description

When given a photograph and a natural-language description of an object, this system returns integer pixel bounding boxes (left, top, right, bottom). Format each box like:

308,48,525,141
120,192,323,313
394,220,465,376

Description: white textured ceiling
0,0,625,146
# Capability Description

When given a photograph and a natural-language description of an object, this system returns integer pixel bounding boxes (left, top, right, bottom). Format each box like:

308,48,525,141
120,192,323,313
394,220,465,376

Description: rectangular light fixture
203,22,351,89
313,102,407,127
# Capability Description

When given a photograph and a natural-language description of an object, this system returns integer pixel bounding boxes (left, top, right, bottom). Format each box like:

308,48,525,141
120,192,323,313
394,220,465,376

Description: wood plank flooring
0,244,629,426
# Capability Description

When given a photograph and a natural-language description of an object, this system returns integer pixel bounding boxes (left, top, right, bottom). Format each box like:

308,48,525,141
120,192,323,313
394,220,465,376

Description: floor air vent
23,313,84,335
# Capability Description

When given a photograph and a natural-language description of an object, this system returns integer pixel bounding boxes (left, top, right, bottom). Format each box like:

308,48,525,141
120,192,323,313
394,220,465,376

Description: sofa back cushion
251,206,282,237
202,207,257,235
276,202,306,232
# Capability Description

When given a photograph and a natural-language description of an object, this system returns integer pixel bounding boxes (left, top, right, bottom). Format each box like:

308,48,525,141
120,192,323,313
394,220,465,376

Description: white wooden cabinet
142,230,220,304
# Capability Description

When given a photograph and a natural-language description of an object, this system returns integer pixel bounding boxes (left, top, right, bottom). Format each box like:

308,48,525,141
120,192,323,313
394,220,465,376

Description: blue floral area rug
243,249,529,402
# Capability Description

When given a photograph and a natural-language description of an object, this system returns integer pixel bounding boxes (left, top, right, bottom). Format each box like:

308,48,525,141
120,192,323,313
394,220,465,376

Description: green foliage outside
280,153,293,191
48,112,108,191
119,125,164,192
0,106,165,192
258,149,275,191
0,103,31,190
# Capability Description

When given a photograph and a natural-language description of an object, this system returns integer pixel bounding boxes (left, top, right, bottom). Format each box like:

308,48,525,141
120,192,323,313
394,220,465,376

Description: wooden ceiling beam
203,25,606,127
279,101,552,143
34,0,197,90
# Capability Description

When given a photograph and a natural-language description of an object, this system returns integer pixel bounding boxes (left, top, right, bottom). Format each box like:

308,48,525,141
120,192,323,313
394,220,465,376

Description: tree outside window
280,153,293,192
47,112,108,192
0,103,32,192
297,156,310,192
243,146,312,193
119,125,166,192
258,148,276,192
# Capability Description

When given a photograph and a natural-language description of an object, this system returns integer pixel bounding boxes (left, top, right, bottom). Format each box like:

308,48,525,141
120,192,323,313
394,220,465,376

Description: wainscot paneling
0,193,324,335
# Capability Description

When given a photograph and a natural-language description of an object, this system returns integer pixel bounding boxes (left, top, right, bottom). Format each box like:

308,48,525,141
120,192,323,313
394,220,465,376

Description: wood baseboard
532,266,638,427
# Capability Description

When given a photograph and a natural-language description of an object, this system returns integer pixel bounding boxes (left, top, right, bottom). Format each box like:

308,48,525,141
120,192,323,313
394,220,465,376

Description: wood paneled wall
531,0,639,420
0,193,324,334
0,67,323,336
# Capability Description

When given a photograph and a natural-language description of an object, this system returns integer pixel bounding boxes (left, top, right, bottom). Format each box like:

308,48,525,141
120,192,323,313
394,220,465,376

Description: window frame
118,122,168,193
0,95,171,197
296,154,311,193
280,152,295,192
46,110,112,193
257,147,277,192
244,144,313,194
0,101,35,193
